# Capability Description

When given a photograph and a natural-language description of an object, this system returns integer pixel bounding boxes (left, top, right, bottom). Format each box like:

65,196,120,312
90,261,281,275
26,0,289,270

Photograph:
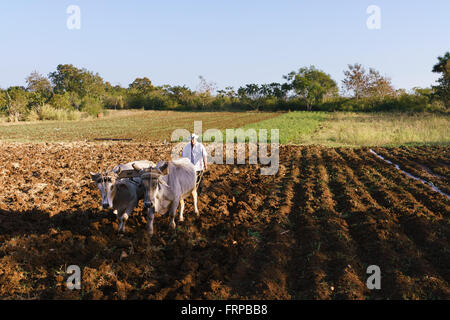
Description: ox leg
169,198,180,230
120,199,137,234
122,213,129,233
117,210,124,233
192,189,199,217
179,199,185,222
118,212,129,234
146,207,155,236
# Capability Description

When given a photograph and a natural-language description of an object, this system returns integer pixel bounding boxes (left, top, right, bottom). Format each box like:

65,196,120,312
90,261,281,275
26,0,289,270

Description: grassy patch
310,112,450,147
241,111,328,144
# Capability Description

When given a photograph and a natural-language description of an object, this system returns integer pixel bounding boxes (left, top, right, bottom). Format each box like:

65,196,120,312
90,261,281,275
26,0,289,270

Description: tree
259,83,285,99
49,64,80,94
26,71,52,93
0,89,7,108
366,68,395,98
432,52,450,108
342,63,369,100
49,93,71,110
104,94,125,109
224,86,237,99
216,86,239,107
167,85,195,107
268,82,289,100
284,66,337,110
197,76,217,95
128,77,154,93
48,64,105,99
237,84,264,110
197,76,217,109
343,64,394,100
80,96,104,116
413,87,433,100
239,84,261,99
5,87,28,122
26,71,52,106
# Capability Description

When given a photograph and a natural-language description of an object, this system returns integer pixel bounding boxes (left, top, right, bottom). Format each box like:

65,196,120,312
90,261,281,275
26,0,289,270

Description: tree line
0,52,448,121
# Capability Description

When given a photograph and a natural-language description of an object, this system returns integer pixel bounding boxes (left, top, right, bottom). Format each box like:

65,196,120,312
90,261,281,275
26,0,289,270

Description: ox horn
90,172,100,181
156,160,168,172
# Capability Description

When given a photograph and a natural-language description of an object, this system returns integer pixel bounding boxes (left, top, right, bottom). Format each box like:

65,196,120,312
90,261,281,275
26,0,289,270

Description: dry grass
307,112,450,147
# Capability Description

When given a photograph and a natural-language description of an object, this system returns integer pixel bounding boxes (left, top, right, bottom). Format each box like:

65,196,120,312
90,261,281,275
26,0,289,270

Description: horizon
1,1,449,92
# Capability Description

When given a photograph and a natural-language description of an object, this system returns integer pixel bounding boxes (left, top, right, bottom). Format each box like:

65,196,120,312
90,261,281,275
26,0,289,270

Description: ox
132,158,199,235
90,160,155,233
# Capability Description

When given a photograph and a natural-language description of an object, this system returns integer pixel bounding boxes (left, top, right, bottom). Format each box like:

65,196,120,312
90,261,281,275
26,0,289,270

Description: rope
195,170,204,190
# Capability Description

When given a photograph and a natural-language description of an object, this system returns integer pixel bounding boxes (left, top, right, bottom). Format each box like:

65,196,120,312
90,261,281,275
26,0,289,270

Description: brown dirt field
0,142,449,300
371,146,450,196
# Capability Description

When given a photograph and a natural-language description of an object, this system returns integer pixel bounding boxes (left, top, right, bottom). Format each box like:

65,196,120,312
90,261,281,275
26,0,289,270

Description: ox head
90,170,118,209
132,161,168,212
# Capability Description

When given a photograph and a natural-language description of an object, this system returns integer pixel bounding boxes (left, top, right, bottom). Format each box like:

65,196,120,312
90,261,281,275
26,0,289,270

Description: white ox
132,158,199,235
90,160,155,232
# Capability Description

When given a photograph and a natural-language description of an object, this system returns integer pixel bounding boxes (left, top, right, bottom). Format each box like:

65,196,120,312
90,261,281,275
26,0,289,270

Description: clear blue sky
0,0,448,92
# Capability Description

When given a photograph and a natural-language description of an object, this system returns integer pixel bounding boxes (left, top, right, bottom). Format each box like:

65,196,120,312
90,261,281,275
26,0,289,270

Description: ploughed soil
0,142,448,300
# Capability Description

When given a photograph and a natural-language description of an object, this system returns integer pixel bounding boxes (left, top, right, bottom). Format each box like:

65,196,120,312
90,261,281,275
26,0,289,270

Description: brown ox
90,160,155,233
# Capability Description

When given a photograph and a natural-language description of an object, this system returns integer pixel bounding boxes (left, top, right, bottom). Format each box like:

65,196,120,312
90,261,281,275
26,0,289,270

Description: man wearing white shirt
182,133,208,195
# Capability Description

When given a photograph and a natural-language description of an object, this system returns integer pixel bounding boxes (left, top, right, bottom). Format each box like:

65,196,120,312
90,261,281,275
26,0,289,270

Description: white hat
189,133,199,140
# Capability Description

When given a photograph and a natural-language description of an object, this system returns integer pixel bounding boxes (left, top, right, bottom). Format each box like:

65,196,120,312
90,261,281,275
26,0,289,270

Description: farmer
182,133,207,195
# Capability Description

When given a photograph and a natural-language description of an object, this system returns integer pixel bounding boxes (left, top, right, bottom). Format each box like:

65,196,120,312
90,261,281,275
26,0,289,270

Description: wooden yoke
117,169,143,179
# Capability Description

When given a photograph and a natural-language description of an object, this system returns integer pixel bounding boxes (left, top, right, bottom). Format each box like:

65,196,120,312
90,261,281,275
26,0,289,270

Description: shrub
25,108,40,121
49,93,72,110
0,91,7,116
67,109,82,120
38,104,66,120
80,97,104,116
104,94,125,109
36,104,82,121
144,93,177,110
314,94,447,113
68,92,82,110
0,91,6,108
261,97,278,111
